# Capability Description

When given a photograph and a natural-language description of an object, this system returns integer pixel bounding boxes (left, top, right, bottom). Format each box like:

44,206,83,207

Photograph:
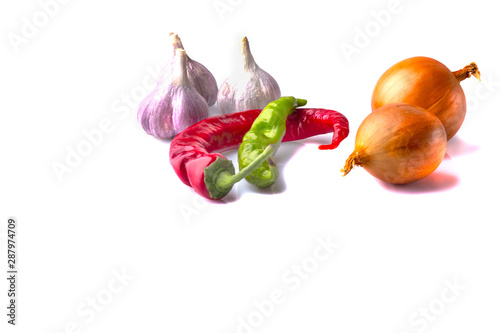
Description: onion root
341,151,359,177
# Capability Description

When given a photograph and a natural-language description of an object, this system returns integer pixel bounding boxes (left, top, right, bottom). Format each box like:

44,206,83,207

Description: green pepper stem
204,145,277,199
217,145,275,189
296,98,307,107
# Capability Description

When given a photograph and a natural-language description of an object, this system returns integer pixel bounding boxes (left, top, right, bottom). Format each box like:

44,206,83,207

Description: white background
1,0,500,332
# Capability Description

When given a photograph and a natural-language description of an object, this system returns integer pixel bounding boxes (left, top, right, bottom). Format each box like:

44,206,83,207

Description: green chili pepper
237,96,307,188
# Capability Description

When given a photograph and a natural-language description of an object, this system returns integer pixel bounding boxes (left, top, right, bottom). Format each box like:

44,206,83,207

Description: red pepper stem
205,145,276,199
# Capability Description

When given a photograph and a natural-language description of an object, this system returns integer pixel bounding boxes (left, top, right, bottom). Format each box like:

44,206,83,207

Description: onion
341,103,447,184
371,57,480,140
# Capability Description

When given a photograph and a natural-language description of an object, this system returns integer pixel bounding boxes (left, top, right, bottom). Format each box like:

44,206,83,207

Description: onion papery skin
371,57,474,140
342,103,447,184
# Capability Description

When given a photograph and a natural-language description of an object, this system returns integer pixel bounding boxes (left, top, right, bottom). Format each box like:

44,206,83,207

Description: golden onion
371,57,480,140
341,103,447,184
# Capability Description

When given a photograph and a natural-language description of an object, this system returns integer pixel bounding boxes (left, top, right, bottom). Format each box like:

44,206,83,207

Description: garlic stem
170,32,184,51
240,37,257,72
170,33,190,60
172,48,187,86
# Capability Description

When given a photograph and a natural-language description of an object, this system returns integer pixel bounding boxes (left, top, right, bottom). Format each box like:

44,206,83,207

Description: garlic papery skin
217,37,281,114
158,33,218,107
137,48,209,139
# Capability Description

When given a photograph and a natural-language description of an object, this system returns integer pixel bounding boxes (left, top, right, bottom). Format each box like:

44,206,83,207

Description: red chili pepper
169,108,349,199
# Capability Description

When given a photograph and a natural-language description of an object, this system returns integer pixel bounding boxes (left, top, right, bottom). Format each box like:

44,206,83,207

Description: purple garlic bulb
157,33,218,107
138,49,209,139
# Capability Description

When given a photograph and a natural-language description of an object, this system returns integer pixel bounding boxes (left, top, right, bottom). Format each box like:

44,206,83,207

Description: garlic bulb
137,49,209,139
158,33,218,106
217,37,281,114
